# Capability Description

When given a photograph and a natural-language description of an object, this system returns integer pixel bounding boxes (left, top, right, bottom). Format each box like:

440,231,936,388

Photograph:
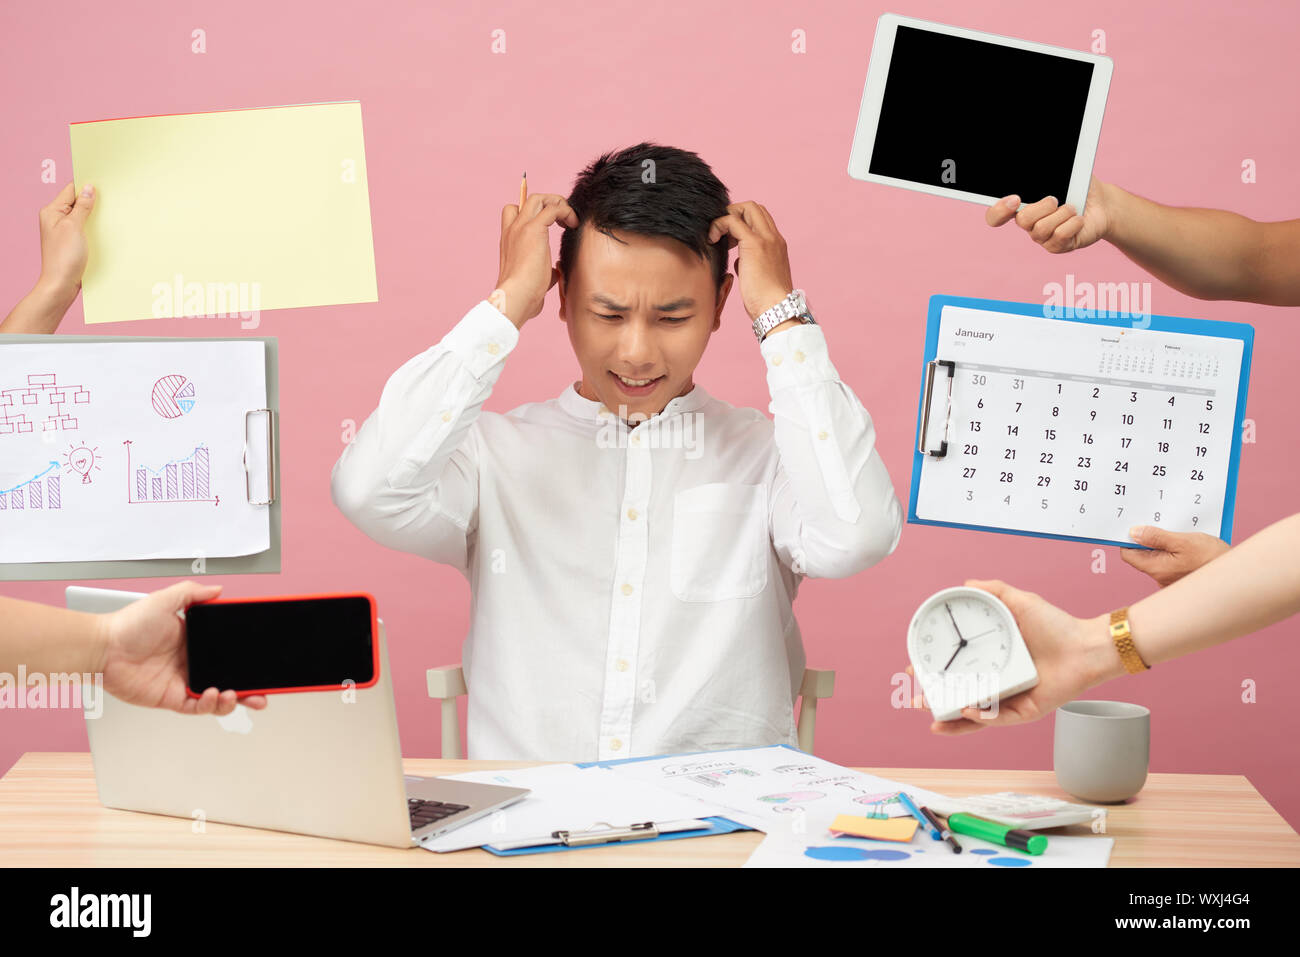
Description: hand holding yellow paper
830,814,919,842
69,101,378,325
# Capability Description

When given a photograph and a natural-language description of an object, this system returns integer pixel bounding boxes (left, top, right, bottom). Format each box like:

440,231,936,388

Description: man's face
558,226,733,421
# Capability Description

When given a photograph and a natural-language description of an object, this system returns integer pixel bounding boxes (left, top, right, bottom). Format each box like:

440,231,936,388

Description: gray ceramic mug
1053,700,1150,803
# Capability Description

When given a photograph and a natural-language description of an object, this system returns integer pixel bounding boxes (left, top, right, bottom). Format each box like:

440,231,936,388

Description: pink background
3,1,1298,831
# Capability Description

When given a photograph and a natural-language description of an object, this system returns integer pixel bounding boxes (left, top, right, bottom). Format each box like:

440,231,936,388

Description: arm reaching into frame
911,512,1300,735
986,176,1300,306
1,183,96,333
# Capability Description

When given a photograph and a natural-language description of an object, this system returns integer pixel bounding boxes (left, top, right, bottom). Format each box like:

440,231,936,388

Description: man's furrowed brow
591,293,697,312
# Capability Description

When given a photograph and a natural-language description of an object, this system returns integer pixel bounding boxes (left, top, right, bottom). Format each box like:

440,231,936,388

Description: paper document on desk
419,763,730,853
744,831,1114,868
604,745,951,837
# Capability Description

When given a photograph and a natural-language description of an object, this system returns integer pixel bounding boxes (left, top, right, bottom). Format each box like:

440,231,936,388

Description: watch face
910,591,1015,675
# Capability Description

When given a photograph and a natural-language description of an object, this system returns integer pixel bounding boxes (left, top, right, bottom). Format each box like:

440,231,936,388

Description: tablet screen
869,26,1095,203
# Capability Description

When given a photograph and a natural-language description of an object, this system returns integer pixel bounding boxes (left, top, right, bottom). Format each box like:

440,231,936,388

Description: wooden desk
2,753,1297,867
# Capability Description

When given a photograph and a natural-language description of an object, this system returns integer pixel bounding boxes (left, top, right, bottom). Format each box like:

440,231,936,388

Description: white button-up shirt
331,299,903,761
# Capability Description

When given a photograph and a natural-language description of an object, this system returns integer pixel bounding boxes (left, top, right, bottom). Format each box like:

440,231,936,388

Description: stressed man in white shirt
331,142,904,761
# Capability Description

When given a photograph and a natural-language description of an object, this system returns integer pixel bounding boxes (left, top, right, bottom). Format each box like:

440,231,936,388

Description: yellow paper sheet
69,101,378,324
830,814,919,842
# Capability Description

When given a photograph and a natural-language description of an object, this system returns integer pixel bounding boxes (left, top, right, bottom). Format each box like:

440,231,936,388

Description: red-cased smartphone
184,593,379,698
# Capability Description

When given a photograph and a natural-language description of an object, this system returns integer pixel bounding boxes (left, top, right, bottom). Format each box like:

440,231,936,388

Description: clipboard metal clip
918,359,955,458
551,821,658,847
242,408,278,506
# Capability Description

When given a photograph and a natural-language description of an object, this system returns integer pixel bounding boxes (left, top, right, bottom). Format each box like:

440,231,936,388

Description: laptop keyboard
409,797,471,831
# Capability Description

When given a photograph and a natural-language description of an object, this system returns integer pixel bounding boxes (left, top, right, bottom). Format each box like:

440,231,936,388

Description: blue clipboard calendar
908,296,1253,548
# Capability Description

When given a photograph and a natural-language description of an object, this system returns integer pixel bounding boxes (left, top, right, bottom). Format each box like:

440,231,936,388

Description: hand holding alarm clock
907,584,1039,722
908,580,1129,735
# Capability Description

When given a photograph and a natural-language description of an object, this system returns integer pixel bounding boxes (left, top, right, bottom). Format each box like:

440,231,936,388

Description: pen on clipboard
488,818,711,851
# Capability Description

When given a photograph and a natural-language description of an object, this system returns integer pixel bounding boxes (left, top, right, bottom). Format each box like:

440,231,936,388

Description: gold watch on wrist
1109,607,1150,674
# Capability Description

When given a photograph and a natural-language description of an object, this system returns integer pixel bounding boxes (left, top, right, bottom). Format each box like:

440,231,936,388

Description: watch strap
753,288,813,342
1109,607,1150,674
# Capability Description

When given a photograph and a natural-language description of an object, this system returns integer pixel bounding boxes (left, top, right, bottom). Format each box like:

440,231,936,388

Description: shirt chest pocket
670,482,769,602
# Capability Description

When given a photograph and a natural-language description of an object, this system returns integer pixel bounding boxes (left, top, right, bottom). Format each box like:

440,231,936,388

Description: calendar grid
909,297,1253,548
961,362,1216,397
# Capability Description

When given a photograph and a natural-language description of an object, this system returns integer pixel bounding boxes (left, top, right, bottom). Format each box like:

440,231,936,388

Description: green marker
946,812,1048,855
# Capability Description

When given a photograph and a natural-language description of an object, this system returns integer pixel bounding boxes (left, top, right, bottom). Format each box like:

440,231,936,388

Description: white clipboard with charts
908,296,1254,548
0,334,280,579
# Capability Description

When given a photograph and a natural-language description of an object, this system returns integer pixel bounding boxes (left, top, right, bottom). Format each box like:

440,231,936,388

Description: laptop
68,586,529,849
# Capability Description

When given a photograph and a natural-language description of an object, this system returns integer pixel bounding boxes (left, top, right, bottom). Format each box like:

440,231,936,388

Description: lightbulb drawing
64,443,101,484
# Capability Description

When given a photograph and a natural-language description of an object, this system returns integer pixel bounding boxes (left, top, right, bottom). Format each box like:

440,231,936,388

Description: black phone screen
185,595,377,694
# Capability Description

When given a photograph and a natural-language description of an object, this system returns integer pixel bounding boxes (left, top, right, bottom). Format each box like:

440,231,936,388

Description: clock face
909,591,1016,676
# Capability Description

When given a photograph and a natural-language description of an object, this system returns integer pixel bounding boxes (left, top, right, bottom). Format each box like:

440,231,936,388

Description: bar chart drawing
123,440,219,505
0,461,63,512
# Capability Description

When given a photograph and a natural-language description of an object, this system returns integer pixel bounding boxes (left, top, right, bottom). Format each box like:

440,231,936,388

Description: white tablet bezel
847,13,1113,214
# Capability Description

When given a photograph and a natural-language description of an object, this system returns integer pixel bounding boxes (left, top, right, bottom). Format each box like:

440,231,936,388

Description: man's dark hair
558,142,732,296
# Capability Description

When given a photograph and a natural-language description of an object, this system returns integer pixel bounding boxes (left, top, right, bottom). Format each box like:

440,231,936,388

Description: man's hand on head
493,192,579,329
707,201,795,322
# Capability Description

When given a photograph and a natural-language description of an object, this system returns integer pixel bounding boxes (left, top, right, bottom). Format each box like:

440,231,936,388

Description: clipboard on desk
0,334,281,580
475,754,755,858
908,295,1253,549
481,818,742,855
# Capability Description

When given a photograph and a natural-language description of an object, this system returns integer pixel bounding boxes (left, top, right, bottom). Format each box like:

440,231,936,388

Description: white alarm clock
906,586,1039,722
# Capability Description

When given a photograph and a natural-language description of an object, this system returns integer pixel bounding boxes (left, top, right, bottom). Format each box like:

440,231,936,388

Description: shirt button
793,350,805,363
771,354,783,366
621,583,633,596
441,411,452,422
631,433,641,444
610,738,623,751
626,507,638,521
487,343,500,355
818,430,829,440
616,658,629,672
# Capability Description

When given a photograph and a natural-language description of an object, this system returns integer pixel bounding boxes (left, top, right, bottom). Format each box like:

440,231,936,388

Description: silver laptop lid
68,586,415,848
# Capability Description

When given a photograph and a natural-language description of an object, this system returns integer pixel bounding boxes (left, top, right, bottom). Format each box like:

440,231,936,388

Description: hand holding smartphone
184,593,379,699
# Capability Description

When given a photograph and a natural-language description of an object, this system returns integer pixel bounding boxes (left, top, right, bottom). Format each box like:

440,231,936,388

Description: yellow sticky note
831,814,919,842
69,101,378,324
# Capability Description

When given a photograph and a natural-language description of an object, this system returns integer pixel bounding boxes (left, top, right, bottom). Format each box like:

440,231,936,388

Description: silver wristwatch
753,288,816,342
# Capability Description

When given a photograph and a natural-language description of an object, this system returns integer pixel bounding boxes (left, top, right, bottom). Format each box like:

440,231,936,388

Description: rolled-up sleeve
761,322,904,579
330,300,519,574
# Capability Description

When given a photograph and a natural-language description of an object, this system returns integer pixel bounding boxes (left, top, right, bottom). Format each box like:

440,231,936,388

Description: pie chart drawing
151,375,196,419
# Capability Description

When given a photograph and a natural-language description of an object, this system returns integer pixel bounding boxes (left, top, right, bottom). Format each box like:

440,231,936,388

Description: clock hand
963,627,1000,642
942,602,967,672
944,602,966,641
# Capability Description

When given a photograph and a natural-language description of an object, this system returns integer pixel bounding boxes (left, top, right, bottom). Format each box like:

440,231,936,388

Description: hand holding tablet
985,175,1113,254
848,14,1112,216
